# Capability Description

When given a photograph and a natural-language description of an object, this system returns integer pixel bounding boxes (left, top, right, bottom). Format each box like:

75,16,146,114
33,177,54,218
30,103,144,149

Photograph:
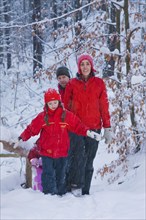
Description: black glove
18,136,22,141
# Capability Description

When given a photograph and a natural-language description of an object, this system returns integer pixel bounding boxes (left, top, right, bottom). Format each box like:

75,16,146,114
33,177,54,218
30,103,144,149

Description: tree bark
0,140,28,157
74,0,82,22
4,0,11,69
32,0,42,74
124,0,130,75
52,0,57,30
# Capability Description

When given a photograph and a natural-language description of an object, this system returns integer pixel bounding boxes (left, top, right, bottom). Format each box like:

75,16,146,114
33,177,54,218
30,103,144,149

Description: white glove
102,128,113,144
87,130,101,141
30,158,42,167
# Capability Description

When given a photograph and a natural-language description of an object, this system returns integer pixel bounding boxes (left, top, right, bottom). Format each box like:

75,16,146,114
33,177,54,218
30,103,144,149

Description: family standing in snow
17,54,113,197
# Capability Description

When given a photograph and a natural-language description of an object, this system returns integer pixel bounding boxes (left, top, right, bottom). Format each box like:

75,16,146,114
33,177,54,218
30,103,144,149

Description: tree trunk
123,1,141,152
52,0,57,30
0,0,3,65
74,0,82,22
103,2,116,77
124,0,130,75
25,158,32,188
116,7,122,83
32,0,42,75
4,0,11,69
116,7,121,53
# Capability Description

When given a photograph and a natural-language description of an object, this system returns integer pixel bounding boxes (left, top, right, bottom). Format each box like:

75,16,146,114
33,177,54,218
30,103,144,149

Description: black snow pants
66,131,100,194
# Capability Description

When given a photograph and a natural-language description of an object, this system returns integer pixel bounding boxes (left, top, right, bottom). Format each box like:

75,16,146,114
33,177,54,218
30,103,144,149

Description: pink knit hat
77,54,96,74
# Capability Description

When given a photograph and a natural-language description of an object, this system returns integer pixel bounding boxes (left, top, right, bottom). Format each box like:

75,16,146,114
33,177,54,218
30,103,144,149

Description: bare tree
32,0,43,75
74,0,82,22
3,0,11,69
103,2,117,77
51,0,58,30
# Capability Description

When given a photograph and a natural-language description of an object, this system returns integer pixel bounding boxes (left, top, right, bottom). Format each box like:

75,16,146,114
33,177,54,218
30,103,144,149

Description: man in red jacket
64,54,113,196
18,89,101,196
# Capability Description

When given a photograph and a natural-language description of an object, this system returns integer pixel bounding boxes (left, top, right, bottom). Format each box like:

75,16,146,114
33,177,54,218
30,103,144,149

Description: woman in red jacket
64,54,113,196
18,89,101,196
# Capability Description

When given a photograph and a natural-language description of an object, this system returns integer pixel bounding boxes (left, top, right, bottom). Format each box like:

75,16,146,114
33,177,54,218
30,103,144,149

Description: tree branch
0,140,28,157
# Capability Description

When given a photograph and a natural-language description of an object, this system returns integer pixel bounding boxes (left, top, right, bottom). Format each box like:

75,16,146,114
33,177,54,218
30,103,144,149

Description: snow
1,2,145,219
100,46,110,54
1,133,145,219
131,75,145,85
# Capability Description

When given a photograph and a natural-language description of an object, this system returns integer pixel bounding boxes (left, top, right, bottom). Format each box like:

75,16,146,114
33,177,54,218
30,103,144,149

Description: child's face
47,100,59,111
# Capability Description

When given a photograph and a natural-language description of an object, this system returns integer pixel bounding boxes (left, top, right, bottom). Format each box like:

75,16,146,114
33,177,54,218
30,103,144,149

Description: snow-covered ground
1,135,145,220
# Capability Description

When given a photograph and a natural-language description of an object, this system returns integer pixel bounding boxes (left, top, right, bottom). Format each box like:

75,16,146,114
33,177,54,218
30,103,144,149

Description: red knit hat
77,54,96,74
44,89,61,103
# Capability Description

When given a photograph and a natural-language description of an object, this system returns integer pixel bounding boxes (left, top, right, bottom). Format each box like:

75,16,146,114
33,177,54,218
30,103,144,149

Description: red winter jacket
27,144,40,161
20,107,88,158
64,75,111,129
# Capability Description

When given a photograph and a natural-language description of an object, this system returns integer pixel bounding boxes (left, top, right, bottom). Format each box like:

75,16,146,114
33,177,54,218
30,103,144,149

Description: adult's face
80,60,91,78
57,75,70,88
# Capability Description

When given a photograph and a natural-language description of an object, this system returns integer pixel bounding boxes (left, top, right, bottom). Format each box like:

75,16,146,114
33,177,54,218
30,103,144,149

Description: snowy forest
0,0,146,219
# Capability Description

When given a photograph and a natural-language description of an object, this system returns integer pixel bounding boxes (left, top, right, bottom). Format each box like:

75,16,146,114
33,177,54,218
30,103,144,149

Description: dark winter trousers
41,156,68,196
67,131,100,194
66,133,86,190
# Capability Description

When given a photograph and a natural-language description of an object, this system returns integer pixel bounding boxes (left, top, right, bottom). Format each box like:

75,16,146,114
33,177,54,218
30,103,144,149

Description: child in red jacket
18,89,101,196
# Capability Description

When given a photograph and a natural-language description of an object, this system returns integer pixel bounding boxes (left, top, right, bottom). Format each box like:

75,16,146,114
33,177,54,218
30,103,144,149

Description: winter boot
71,186,82,197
